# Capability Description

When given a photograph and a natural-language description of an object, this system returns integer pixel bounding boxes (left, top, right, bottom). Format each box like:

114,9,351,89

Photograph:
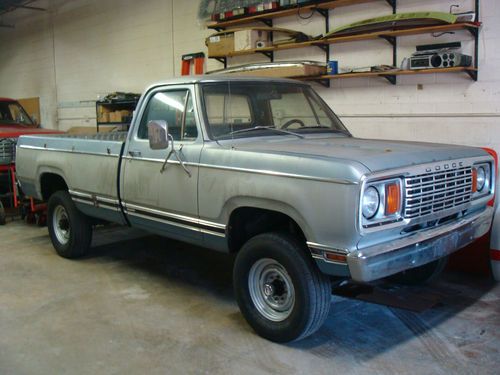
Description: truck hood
231,135,487,172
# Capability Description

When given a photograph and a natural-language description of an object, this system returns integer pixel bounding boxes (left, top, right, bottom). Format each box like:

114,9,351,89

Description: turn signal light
325,253,347,263
472,168,478,193
385,183,401,215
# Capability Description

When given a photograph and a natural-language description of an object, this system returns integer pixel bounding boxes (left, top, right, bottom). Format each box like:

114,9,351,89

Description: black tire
388,256,448,285
47,190,92,259
233,232,331,343
0,200,6,225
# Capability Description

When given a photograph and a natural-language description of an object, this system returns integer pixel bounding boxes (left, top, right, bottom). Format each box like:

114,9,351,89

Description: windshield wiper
299,125,351,135
219,126,304,139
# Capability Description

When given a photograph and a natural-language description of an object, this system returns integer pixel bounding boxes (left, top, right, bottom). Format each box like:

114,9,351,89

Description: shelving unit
299,66,478,86
96,100,138,132
207,0,393,30
206,0,480,87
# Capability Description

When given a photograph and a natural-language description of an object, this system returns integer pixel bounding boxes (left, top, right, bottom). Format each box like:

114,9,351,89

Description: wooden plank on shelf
208,23,479,59
322,22,479,44
303,67,477,80
207,0,380,29
210,40,317,58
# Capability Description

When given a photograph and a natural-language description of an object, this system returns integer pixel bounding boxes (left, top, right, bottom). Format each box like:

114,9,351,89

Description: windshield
201,82,350,139
0,101,34,126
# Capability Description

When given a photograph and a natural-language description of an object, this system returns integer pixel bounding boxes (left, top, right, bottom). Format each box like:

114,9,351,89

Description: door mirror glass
147,120,169,149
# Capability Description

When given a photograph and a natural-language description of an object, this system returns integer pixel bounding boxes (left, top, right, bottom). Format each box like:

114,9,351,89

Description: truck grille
0,138,16,165
404,166,473,219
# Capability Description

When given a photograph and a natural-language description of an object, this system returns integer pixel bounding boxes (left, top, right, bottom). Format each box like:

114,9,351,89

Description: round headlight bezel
476,166,486,192
362,186,380,219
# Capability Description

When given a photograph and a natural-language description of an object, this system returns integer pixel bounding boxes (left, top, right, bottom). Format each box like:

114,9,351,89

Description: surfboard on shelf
206,61,326,78
323,12,459,38
207,26,317,44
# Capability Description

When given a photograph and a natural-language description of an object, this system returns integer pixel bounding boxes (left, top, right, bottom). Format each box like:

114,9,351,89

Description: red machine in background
0,97,61,224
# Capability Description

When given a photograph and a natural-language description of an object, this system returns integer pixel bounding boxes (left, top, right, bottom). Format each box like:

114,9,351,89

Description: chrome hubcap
248,258,295,322
53,205,70,245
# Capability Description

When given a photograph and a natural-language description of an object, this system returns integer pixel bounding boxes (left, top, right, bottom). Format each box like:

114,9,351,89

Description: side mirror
147,120,169,150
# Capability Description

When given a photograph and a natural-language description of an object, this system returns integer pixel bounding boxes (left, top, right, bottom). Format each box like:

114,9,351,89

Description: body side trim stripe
125,210,225,237
19,145,120,158
307,241,349,255
124,202,226,231
121,155,357,185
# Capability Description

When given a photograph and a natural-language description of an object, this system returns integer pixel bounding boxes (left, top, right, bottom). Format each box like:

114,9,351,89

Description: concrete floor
1,220,499,375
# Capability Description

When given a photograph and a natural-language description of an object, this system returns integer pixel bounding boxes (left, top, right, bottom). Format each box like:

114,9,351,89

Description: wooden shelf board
207,0,380,29
304,67,477,80
208,23,479,59
322,22,479,43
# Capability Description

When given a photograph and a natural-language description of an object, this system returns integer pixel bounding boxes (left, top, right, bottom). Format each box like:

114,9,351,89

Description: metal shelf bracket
315,8,329,19
312,78,331,88
315,43,329,53
466,69,478,81
385,0,397,13
213,57,227,68
379,35,396,47
257,51,274,61
381,74,397,85
259,18,273,27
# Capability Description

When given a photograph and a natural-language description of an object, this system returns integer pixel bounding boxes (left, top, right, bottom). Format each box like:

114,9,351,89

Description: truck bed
16,131,128,224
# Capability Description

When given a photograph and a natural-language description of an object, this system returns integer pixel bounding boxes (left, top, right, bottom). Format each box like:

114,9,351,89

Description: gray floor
1,220,499,375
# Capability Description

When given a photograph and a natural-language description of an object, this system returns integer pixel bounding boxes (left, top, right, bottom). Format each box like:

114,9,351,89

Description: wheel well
40,173,68,201
227,207,306,253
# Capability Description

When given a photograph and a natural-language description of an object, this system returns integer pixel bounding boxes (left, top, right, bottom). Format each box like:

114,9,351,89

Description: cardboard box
98,112,110,123
206,33,234,57
234,30,269,51
109,111,122,123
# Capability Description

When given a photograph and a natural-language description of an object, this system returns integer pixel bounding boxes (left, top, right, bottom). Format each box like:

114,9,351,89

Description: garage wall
0,0,498,153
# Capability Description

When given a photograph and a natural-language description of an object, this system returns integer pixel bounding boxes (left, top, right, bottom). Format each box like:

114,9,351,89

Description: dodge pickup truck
16,76,495,342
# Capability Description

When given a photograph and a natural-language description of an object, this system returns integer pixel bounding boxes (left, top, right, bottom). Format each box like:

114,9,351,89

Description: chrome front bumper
348,206,494,283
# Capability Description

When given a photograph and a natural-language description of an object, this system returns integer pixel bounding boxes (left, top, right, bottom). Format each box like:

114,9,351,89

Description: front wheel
47,191,92,259
233,232,331,342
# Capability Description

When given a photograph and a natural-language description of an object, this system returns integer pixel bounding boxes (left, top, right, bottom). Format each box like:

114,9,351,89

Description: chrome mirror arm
160,135,192,177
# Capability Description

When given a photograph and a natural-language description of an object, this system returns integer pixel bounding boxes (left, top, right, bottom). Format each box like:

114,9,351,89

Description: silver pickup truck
16,76,495,342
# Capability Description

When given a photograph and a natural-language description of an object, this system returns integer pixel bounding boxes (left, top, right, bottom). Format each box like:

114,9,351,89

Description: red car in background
0,98,61,224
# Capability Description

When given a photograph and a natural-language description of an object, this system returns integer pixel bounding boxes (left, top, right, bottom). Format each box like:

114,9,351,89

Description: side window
138,90,197,141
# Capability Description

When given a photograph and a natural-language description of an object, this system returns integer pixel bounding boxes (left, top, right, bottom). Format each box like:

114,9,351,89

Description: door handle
128,150,142,157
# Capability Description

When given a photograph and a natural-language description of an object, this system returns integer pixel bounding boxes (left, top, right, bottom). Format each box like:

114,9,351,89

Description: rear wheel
47,191,92,259
233,232,331,342
388,256,448,285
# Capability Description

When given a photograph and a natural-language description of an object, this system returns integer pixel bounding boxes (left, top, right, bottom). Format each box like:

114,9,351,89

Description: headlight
472,162,491,199
476,166,486,191
360,178,403,231
362,186,380,219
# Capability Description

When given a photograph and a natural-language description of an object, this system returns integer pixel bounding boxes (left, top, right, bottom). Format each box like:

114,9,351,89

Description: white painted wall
0,0,498,154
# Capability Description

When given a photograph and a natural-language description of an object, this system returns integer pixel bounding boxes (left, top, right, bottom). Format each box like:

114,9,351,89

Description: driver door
121,85,203,244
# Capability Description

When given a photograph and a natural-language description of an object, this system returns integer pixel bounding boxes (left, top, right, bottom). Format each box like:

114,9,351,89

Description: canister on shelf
327,60,338,75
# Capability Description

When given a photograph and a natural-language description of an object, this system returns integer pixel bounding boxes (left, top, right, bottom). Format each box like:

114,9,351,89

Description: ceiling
0,0,45,27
